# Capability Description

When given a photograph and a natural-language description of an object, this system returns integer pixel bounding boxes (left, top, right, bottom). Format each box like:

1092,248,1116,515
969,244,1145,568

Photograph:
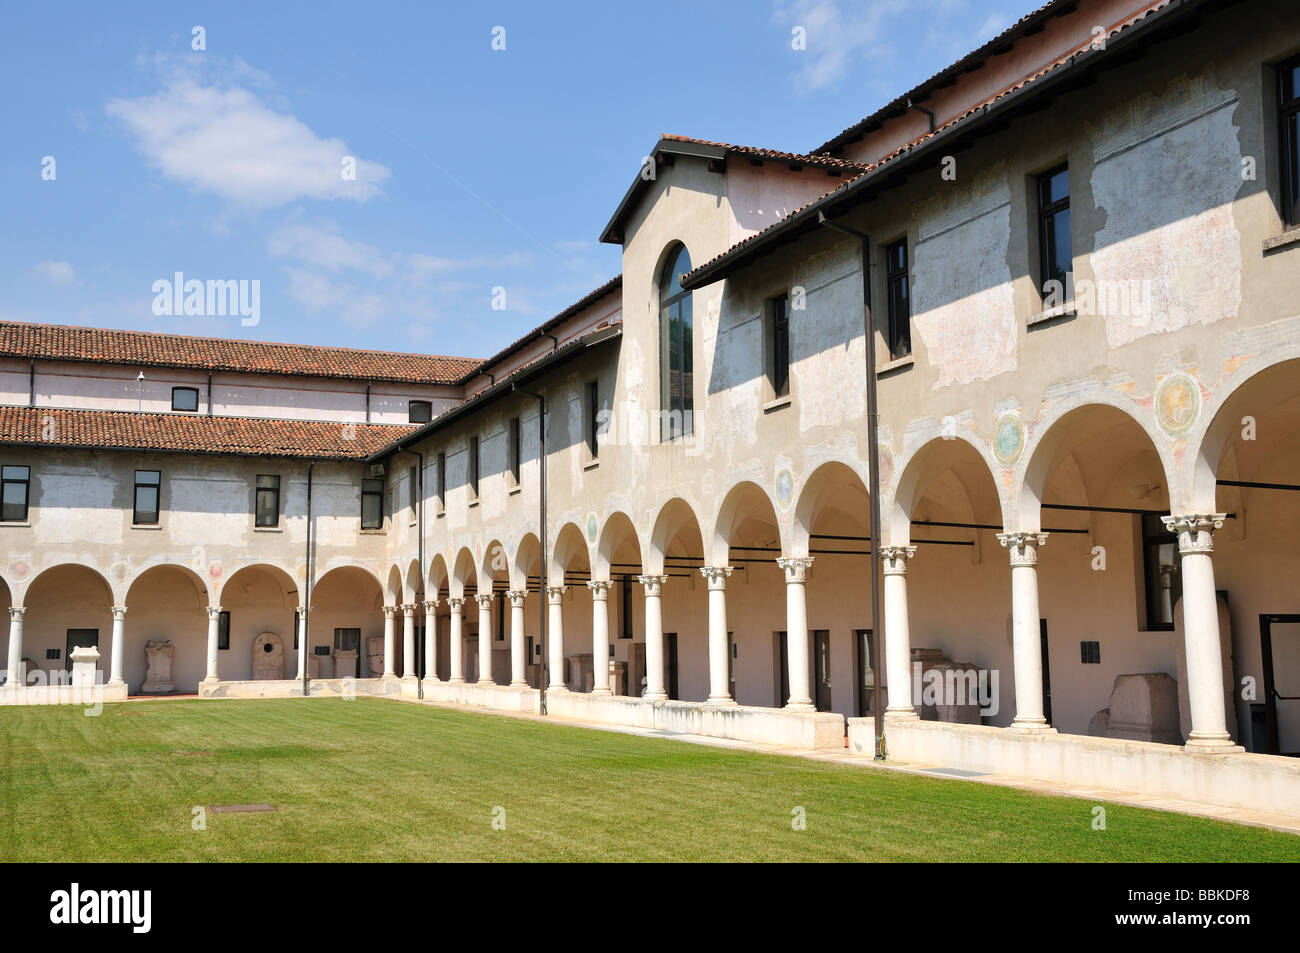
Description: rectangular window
436,452,447,514
1280,55,1300,227
884,239,911,358
408,465,418,518
217,610,231,651
409,400,432,424
496,592,505,641
361,477,384,530
334,628,360,652
2,465,30,522
255,474,280,528
1141,512,1180,630
770,293,790,398
660,289,694,441
1080,640,1101,664
468,437,480,500
586,381,600,458
133,470,161,525
620,576,632,639
508,417,521,486
171,386,199,413
1036,164,1072,299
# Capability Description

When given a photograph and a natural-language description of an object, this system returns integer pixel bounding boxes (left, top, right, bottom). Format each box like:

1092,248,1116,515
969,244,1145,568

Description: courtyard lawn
1,697,1296,862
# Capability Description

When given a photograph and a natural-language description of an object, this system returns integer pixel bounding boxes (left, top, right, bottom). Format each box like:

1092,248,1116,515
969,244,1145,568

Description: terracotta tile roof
0,406,414,460
659,135,870,174
682,0,1183,288
0,320,482,384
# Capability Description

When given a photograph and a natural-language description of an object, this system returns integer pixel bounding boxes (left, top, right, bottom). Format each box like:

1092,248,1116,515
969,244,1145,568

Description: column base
706,694,737,707
547,684,568,693
108,677,126,688
421,676,440,687
401,674,417,683
477,678,496,686
1184,731,1243,754
509,679,528,687
1007,718,1056,734
591,688,612,696
448,676,465,685
784,700,815,713
883,708,919,722
643,690,668,702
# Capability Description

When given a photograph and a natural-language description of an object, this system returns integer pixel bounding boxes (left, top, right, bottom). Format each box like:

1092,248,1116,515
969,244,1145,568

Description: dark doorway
855,629,875,718
65,629,99,672
1039,619,1052,727
775,631,789,707
814,629,832,712
727,631,736,703
1260,614,1300,756
666,632,679,700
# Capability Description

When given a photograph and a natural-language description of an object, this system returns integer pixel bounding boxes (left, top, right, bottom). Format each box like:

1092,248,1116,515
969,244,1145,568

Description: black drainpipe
512,383,547,715
28,359,36,407
364,383,372,424
817,211,885,760
207,370,214,415
302,461,315,697
410,446,425,697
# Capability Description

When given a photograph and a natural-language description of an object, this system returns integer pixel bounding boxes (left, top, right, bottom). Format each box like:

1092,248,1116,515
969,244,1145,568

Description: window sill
583,460,600,472
253,525,283,533
0,521,31,528
359,528,387,536
1027,299,1077,328
876,354,914,375
468,499,480,509
508,485,522,496
435,511,445,520
762,395,791,414
1263,226,1300,253
131,523,163,531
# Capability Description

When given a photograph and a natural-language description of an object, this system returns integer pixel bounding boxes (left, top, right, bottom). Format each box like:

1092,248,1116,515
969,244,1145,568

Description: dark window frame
770,292,791,398
658,244,694,442
255,473,280,528
620,576,632,639
436,452,447,515
217,610,231,651
171,386,200,413
468,437,480,500
1140,512,1180,631
586,381,600,458
508,417,521,486
1,465,31,522
496,592,505,641
408,465,418,519
360,477,384,530
1279,55,1300,227
884,238,911,359
1036,163,1072,299
133,469,161,525
408,400,432,424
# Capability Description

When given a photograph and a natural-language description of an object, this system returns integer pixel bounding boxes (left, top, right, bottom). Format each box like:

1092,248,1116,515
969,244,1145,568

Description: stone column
587,580,612,694
638,575,669,701
295,606,308,679
422,598,439,683
997,532,1053,732
109,605,127,687
700,566,736,706
382,605,397,677
203,605,222,684
546,586,567,691
507,590,527,686
447,597,465,683
775,557,814,710
401,604,417,681
1163,514,1238,751
475,593,494,684
6,606,25,692
879,547,919,720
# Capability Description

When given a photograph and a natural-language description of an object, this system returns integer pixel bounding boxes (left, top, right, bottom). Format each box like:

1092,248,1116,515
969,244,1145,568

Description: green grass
1,697,1296,862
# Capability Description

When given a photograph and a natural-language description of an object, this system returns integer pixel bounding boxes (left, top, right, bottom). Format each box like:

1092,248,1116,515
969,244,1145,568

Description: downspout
207,371,214,416
513,383,547,715
410,447,425,698
302,462,315,697
907,98,936,133
365,383,372,424
28,359,36,407
817,211,886,760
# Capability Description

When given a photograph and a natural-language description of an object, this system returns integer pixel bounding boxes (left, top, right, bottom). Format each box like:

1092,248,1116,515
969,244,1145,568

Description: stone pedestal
333,649,357,680
912,648,983,724
366,635,385,678
1089,672,1182,744
142,640,174,694
69,645,100,688
252,632,285,680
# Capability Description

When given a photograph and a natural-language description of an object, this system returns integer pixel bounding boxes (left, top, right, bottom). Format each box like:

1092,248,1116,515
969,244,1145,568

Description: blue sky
0,1,1015,360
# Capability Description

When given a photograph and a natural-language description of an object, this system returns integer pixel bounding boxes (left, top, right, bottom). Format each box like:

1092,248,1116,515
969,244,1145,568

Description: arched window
658,244,693,441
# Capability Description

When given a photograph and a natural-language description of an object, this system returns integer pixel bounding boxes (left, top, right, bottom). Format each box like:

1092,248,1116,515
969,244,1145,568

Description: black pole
302,462,314,697
514,384,547,715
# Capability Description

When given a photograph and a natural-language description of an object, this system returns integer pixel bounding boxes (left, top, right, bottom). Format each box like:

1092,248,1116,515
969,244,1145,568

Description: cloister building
3,0,1299,817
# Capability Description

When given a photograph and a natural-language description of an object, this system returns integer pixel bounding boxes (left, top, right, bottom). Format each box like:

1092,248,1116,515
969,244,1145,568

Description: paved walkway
388,692,1300,836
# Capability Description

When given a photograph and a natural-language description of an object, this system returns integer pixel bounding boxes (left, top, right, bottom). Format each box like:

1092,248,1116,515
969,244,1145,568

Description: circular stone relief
1155,373,1200,436
774,468,794,510
993,414,1025,466
586,513,598,543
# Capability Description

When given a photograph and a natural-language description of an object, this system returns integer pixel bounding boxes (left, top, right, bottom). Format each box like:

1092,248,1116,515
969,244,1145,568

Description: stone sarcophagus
1088,673,1182,745
142,640,174,694
366,635,384,677
252,632,284,680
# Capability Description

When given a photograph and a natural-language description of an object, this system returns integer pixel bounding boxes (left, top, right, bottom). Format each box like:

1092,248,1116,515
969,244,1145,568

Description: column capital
111,605,128,620
205,604,223,620
775,556,815,584
878,546,916,576
545,585,568,603
637,574,669,596
401,603,417,617
699,565,734,589
8,605,25,620
446,596,465,612
295,605,308,620
421,597,441,612
474,592,494,609
997,532,1048,567
587,579,612,599
382,604,398,619
506,589,526,607
1162,514,1226,555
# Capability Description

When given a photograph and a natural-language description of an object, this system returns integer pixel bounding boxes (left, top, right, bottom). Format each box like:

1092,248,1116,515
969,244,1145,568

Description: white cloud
107,56,389,208
33,260,78,285
776,0,909,94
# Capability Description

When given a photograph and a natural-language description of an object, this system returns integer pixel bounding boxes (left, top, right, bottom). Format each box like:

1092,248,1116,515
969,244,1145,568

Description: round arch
216,563,299,609
512,533,541,592
792,461,872,555
711,480,784,566
551,522,590,587
648,498,705,575
451,547,477,598
428,553,450,598
887,434,1004,547
594,511,642,579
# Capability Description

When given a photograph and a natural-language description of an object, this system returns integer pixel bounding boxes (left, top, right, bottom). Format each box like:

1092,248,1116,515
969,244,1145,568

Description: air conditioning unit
368,464,385,478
